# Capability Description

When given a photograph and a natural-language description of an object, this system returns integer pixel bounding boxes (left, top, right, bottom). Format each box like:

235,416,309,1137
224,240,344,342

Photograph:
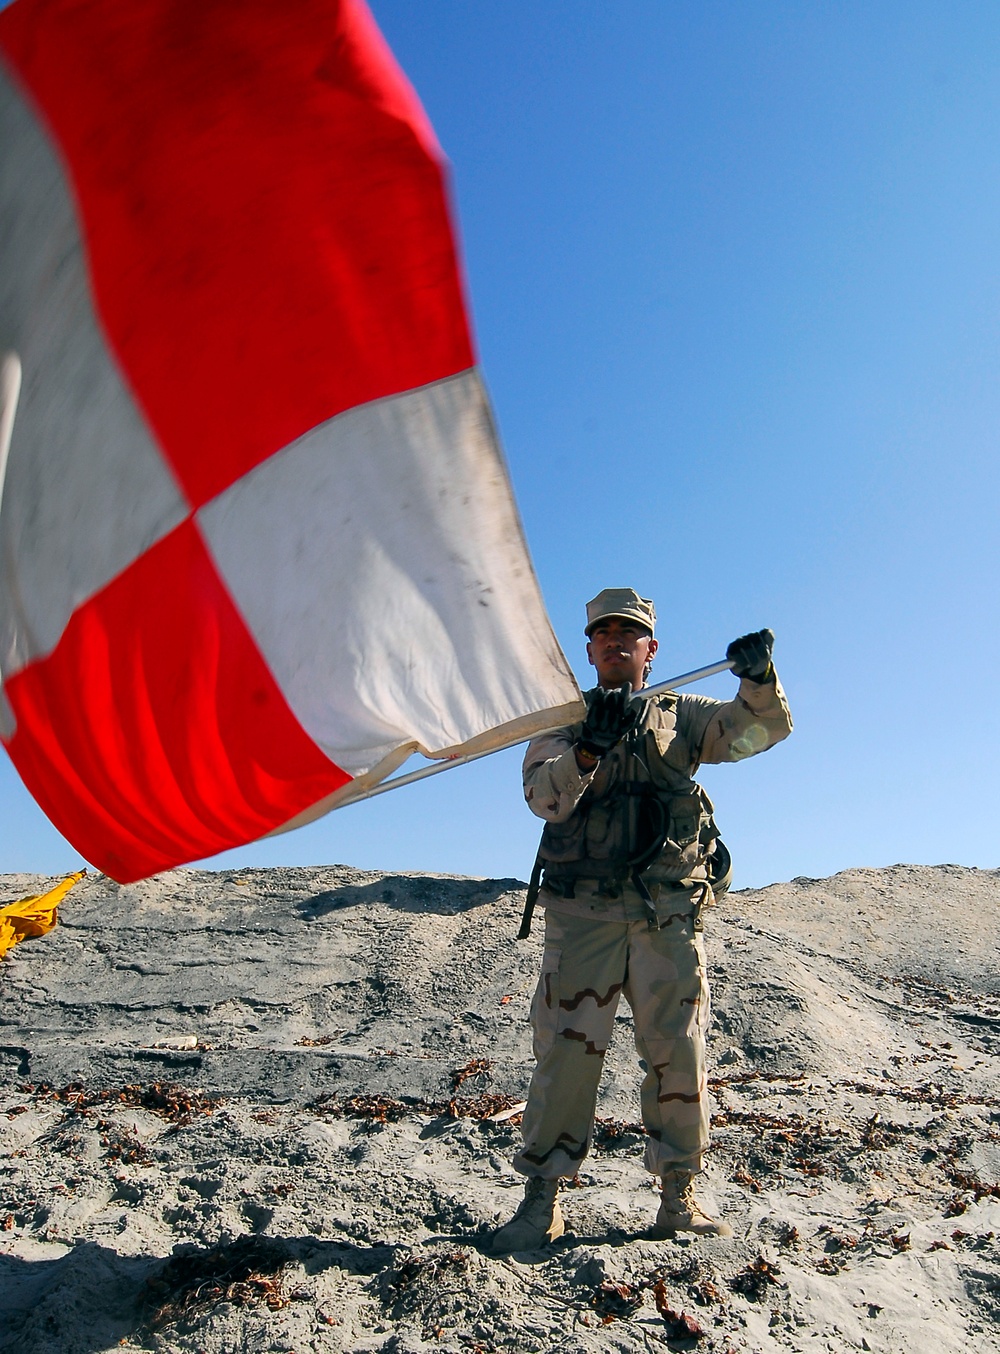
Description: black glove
726,628,775,682
577,684,642,758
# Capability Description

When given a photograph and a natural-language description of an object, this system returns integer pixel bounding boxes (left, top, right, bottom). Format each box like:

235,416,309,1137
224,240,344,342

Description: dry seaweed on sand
728,1255,781,1302
99,1120,153,1165
944,1167,1000,1216
451,1057,494,1092
379,1248,470,1314
308,1091,412,1123
307,1084,637,1134
652,1282,707,1340
843,1078,1000,1109
447,1058,510,1119
26,1080,220,1125
592,1116,645,1150
307,1088,526,1123
579,1259,723,1333
142,1235,292,1328
590,1279,643,1323
309,1063,528,1125
375,1248,481,1340
448,1092,526,1121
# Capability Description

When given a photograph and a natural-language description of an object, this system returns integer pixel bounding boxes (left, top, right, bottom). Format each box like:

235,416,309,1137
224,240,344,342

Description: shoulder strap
517,855,544,940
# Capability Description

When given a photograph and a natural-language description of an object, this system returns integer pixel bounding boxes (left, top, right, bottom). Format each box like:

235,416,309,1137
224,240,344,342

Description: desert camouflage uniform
514,673,792,1180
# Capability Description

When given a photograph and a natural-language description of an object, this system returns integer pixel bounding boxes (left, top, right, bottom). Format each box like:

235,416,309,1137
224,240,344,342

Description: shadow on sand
297,874,526,920
0,1233,408,1354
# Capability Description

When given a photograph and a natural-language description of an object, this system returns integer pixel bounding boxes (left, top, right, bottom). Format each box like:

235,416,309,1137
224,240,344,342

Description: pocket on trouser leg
529,946,561,1061
631,951,711,1168
638,1033,710,1172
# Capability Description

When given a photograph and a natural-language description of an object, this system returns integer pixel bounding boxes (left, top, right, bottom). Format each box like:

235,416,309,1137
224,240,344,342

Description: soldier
490,588,792,1252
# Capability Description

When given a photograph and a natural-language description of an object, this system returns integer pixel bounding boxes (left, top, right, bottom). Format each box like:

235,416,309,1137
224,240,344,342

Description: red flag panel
0,0,474,509
3,521,349,882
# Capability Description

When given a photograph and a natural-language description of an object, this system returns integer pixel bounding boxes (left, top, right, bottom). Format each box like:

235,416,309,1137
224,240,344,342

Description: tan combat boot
489,1177,565,1254
651,1168,733,1239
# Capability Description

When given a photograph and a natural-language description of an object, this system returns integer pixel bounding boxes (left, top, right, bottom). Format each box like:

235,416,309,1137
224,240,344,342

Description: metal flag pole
341,656,736,806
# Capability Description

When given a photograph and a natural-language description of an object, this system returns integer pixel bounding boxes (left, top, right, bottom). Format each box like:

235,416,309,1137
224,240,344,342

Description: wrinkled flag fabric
0,869,86,959
0,0,581,884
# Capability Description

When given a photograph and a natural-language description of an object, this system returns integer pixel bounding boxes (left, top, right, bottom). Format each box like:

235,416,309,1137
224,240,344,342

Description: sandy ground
1,862,999,1354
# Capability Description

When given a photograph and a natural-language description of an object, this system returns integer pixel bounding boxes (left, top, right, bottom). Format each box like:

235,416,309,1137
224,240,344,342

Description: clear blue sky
3,1,998,887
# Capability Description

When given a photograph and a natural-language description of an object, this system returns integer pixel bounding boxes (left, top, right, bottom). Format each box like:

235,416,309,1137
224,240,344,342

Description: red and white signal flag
0,0,581,883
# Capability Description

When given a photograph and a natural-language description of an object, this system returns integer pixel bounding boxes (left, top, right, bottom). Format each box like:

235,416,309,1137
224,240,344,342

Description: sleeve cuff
549,745,597,795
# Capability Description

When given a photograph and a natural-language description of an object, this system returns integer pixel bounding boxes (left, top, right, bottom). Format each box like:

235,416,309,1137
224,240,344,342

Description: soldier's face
586,618,657,690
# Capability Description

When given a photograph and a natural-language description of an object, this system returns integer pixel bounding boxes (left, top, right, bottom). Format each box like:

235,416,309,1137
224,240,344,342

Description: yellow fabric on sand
0,870,86,960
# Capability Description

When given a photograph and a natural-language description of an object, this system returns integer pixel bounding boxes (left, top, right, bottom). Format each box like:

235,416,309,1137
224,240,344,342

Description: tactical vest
536,693,732,902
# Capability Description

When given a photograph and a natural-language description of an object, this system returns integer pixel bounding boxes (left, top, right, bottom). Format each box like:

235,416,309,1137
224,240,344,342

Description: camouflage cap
585,588,656,636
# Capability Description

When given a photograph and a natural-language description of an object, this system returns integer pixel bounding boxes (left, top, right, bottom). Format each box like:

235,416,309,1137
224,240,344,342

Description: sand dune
1,863,999,1353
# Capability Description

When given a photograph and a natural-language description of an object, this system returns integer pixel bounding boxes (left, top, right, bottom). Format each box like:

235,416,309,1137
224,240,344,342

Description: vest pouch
584,801,616,859
538,811,589,864
666,793,702,849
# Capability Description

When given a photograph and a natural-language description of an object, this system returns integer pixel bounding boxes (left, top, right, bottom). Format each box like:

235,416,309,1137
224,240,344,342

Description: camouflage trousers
513,906,711,1180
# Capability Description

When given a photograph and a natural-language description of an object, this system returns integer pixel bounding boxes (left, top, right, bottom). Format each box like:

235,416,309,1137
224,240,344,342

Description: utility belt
517,840,731,939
